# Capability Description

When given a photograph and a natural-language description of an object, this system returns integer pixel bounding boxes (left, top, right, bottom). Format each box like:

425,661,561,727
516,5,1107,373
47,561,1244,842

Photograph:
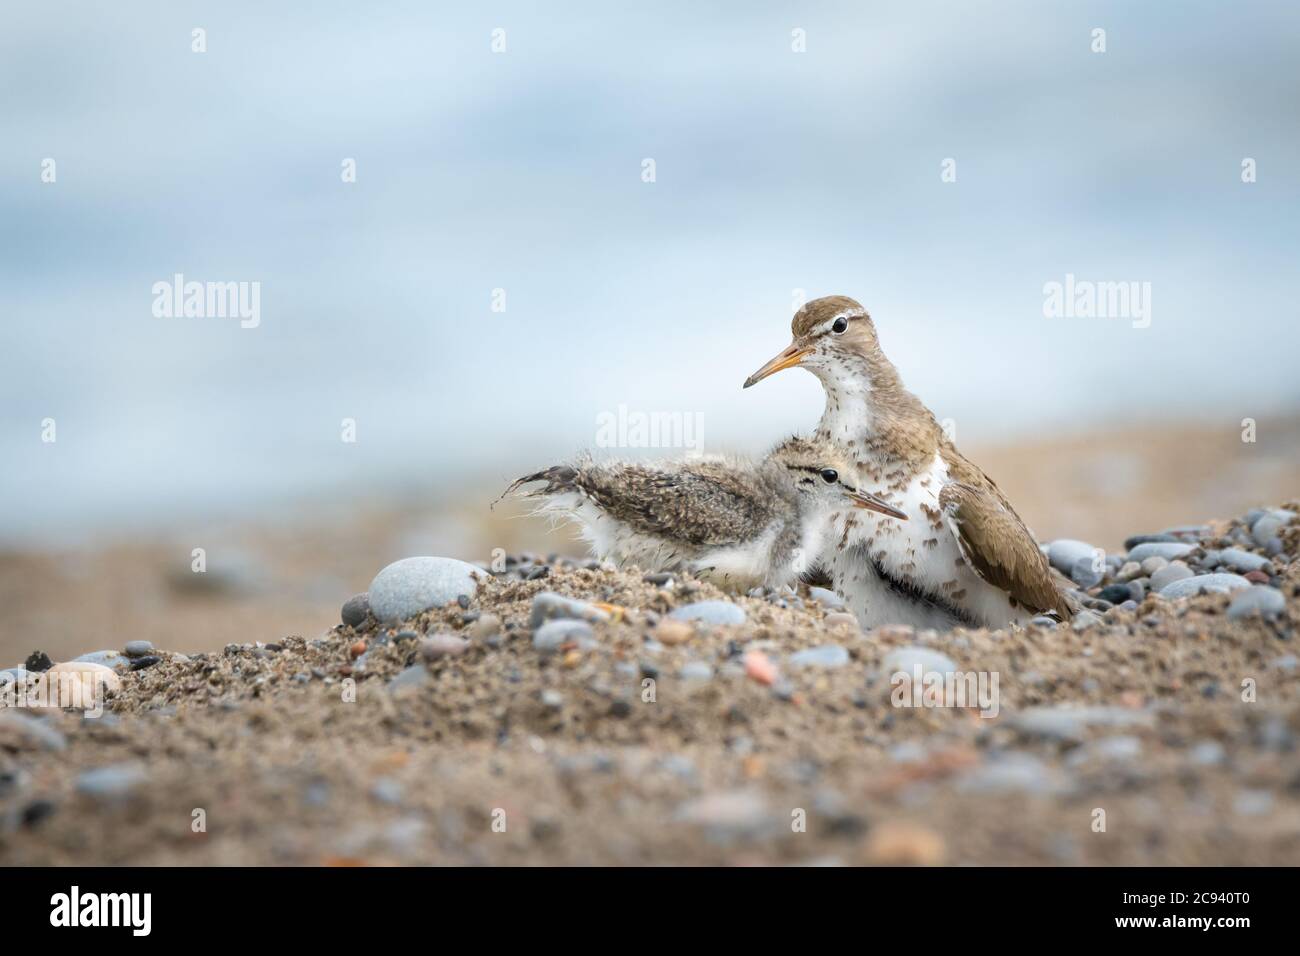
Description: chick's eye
831,317,848,334
820,469,838,483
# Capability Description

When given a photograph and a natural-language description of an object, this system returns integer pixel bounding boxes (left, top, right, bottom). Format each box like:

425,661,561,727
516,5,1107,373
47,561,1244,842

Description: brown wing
939,482,1073,619
573,458,780,548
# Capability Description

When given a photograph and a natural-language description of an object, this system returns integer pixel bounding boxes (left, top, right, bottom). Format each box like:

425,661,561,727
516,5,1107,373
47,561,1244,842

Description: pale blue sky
2,1,1298,540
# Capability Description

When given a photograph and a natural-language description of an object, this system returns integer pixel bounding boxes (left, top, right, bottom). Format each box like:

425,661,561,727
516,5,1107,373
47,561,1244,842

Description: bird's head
742,295,879,390
768,437,906,519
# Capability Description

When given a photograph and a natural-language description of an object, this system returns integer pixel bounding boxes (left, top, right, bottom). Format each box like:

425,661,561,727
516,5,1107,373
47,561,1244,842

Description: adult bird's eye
831,316,848,334
820,468,838,483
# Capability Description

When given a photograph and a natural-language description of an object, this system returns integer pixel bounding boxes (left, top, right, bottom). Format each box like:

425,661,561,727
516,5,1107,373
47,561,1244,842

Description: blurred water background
3,0,1299,547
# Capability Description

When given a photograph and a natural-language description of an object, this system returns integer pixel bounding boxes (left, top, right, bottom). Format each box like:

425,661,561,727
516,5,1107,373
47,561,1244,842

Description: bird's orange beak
743,342,809,388
845,489,908,520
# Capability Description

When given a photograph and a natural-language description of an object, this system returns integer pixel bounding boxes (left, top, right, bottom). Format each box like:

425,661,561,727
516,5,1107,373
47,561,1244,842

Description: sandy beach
1,420,1297,865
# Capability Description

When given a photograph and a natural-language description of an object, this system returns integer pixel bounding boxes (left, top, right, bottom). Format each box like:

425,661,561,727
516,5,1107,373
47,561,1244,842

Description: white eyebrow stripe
814,310,864,334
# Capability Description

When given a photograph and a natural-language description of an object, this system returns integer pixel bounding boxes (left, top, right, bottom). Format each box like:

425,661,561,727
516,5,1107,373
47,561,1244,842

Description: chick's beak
743,342,809,388
846,489,908,521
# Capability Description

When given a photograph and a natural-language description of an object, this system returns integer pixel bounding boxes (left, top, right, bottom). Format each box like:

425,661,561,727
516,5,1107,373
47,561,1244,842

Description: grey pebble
1069,555,1104,589
387,665,430,691
370,777,404,805
123,640,154,658
1149,561,1192,591
75,763,147,800
881,646,957,677
1139,555,1168,575
0,711,67,751
789,644,850,669
1126,542,1194,563
533,619,594,654
1047,539,1099,575
669,601,746,627
368,557,486,624
679,661,714,681
1214,548,1271,574
341,592,370,627
420,634,470,660
808,587,845,610
958,752,1061,795
1009,705,1152,742
529,592,610,629
1159,573,1252,599
1227,586,1286,620
541,689,565,709
1071,609,1104,632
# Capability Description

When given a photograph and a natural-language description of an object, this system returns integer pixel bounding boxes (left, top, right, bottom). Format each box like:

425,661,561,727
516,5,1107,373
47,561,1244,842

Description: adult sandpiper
503,436,906,592
743,295,1072,629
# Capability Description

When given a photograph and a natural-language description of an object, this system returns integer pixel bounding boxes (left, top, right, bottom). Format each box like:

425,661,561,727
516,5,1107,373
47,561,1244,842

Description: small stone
653,619,694,646
370,777,403,805
1148,561,1192,592
1117,561,1142,582
1227,586,1286,621
129,656,161,672
1123,532,1179,551
0,712,67,752
349,640,367,658
882,646,957,679
40,661,122,706
387,665,430,692
467,613,502,641
1189,740,1225,766
1159,573,1252,599
76,763,146,800
420,634,470,660
1252,514,1288,548
1047,540,1098,575
341,593,370,627
72,651,130,670
642,572,674,586
823,612,860,631
743,650,778,686
533,619,594,654
541,689,565,709
1068,555,1104,588
809,587,845,609
368,557,486,624
1010,705,1152,742
680,661,714,681
1097,584,1132,605
1215,548,1271,574
1030,615,1058,627
958,752,1060,795
123,640,154,658
1126,542,1194,563
789,644,850,669
1244,570,1270,584
1071,609,1104,632
529,592,610,629
1139,555,1168,575
1233,790,1274,816
669,601,746,627
24,651,53,673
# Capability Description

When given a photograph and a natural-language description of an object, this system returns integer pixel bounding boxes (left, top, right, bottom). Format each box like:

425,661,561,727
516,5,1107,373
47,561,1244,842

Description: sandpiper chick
743,295,1072,629
503,437,906,591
